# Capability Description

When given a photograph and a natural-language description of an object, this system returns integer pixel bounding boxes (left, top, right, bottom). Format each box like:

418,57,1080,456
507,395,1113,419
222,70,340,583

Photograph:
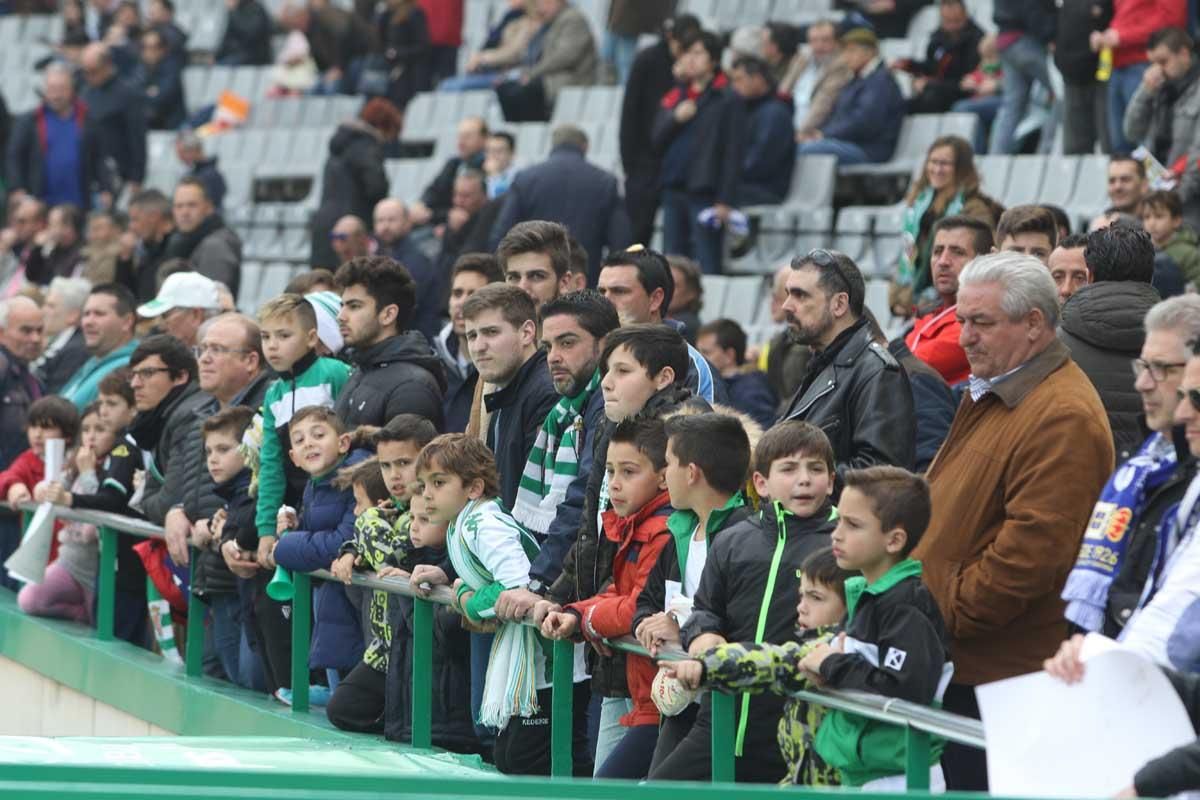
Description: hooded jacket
273,448,370,671
1163,228,1200,288
482,348,559,510
815,559,951,786
671,502,835,780
333,330,446,431
568,490,673,727
781,319,916,478
1059,280,1161,462
163,214,242,298
310,120,388,269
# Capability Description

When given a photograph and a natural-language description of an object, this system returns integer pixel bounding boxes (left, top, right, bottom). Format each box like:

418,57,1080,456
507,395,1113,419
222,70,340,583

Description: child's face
260,313,318,373
601,344,670,422
1141,206,1180,247
288,417,349,477
753,451,833,518
419,466,479,525
205,430,245,484
662,438,696,512
97,392,135,432
796,574,846,630
830,487,905,579
27,424,64,458
377,439,421,502
352,483,374,516
410,493,449,549
605,440,666,518
79,413,115,458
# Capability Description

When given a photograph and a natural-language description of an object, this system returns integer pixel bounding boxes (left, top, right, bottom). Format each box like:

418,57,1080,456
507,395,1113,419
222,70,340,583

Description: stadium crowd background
4,0,1200,794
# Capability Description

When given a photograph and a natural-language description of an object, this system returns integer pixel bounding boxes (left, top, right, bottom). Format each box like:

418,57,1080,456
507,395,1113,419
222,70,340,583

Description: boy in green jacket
1141,190,1200,287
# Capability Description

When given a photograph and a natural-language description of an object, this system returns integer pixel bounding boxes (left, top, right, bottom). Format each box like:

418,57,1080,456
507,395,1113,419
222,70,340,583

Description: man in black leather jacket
778,249,915,478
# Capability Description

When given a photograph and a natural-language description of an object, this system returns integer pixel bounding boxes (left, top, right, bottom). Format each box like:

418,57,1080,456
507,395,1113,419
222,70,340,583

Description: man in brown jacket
916,251,1114,791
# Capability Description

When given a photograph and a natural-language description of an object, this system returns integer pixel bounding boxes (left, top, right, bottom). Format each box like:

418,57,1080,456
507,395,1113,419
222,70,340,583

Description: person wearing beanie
305,290,344,356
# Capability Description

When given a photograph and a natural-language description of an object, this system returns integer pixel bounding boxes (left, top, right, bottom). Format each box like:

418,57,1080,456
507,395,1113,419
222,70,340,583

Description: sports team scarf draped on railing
1062,433,1178,631
512,371,600,534
446,499,539,729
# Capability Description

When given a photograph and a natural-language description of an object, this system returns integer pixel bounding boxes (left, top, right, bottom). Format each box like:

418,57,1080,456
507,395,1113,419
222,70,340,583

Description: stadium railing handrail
14,503,984,790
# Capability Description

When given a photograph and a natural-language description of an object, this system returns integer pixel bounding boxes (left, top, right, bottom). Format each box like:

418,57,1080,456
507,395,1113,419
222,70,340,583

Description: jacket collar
601,490,672,544
983,338,1071,409
484,349,546,412
844,558,922,620
667,492,746,576
231,369,272,408
280,349,318,380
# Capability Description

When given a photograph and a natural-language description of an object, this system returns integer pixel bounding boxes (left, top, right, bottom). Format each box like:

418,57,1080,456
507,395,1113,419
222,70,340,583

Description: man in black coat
333,255,447,430
903,0,985,114
408,116,487,228
619,13,701,244
134,28,186,131
653,30,745,276
80,43,147,198
215,0,274,66
490,126,632,285
779,249,916,477
1054,0,1112,154
460,283,558,509
115,188,176,302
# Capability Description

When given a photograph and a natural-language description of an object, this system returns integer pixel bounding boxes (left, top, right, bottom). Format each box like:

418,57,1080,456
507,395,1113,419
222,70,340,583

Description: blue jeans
662,189,724,274
952,95,1003,153
1108,62,1148,154
469,630,497,746
602,32,638,85
593,696,634,775
439,72,501,92
596,723,659,779
796,138,873,165
991,34,1051,154
210,592,266,690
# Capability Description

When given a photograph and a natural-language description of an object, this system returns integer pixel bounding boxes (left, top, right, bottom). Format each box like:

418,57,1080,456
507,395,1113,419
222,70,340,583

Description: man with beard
778,249,915,476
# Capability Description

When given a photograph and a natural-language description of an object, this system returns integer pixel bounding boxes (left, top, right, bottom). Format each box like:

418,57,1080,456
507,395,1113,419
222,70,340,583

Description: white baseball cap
137,272,221,318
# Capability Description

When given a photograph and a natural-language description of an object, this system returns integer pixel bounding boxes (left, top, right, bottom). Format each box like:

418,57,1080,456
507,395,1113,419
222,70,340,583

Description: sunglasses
806,248,855,301
1179,387,1200,414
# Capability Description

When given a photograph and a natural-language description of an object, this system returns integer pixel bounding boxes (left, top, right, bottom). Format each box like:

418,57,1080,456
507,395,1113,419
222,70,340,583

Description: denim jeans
469,630,497,746
796,138,873,165
439,72,501,92
662,189,724,274
951,95,1004,153
991,34,1051,154
1108,62,1148,154
592,696,634,776
602,32,639,85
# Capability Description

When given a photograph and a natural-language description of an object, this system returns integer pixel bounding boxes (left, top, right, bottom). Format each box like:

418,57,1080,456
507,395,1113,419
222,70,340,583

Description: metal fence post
96,527,116,642
710,691,736,782
184,547,204,678
550,637,574,777
411,597,433,749
905,724,932,791
290,572,311,713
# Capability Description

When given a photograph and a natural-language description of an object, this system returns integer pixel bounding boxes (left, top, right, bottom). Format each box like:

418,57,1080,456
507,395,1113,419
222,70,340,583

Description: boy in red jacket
540,415,674,779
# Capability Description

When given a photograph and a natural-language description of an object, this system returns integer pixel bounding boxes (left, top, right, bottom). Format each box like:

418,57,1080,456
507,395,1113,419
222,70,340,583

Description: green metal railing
14,504,985,789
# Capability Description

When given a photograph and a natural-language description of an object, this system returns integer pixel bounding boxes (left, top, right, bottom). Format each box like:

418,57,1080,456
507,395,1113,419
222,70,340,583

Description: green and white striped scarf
512,370,600,535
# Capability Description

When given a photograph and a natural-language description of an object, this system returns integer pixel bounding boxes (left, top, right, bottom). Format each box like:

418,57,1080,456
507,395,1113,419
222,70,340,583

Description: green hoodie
814,559,945,786
1163,228,1200,287
665,492,747,580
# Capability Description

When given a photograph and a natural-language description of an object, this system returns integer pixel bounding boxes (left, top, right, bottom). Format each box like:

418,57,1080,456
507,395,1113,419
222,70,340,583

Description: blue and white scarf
1063,433,1178,631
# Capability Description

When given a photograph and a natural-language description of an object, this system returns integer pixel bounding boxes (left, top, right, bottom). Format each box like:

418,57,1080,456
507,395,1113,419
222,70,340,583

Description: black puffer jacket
780,319,916,478
138,382,210,525
310,120,389,269
483,349,559,509
548,383,707,696
0,345,41,470
186,371,273,597
1059,280,1161,463
334,331,446,430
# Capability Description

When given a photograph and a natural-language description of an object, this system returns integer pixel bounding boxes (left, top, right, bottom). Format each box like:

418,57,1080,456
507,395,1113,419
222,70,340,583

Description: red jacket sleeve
1112,0,1187,51
568,532,672,641
0,450,43,497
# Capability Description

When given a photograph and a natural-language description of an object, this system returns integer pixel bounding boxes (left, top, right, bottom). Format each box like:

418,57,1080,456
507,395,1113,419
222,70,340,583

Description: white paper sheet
43,438,64,483
977,637,1194,798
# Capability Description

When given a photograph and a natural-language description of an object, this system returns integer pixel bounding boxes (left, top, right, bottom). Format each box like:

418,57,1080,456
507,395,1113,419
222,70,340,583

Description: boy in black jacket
645,419,836,782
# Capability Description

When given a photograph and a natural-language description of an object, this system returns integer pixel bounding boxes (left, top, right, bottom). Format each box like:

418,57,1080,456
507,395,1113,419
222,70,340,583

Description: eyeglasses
1178,387,1200,413
129,366,171,381
329,232,350,242
192,344,250,359
1132,358,1188,384
806,248,855,302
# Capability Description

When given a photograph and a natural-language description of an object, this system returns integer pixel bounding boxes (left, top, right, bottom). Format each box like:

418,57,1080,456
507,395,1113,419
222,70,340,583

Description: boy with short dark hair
801,465,950,789
269,405,370,704
1139,190,1200,286
695,318,777,429
646,419,838,782
995,204,1057,264
541,415,675,779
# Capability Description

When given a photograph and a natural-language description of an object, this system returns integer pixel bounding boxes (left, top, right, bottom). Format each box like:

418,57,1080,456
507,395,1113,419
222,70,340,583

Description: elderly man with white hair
913,251,1115,792
33,276,92,393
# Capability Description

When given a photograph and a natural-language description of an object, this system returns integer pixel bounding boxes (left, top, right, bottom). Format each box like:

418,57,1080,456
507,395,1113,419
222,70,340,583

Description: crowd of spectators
6,0,1200,796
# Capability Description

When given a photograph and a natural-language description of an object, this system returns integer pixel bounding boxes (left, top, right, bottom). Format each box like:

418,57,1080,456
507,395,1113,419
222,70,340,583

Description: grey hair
1145,295,1200,347
47,277,93,312
958,251,1060,330
551,124,588,151
0,296,38,330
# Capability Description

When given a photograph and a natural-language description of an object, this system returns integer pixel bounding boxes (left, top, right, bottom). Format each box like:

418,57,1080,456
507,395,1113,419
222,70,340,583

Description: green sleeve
700,639,818,695
325,358,352,399
255,389,284,539
463,580,507,622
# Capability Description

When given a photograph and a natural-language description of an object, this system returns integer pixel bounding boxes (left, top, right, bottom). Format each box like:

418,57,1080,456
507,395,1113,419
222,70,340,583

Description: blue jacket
725,370,778,431
741,93,795,202
820,61,906,163
274,448,370,671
